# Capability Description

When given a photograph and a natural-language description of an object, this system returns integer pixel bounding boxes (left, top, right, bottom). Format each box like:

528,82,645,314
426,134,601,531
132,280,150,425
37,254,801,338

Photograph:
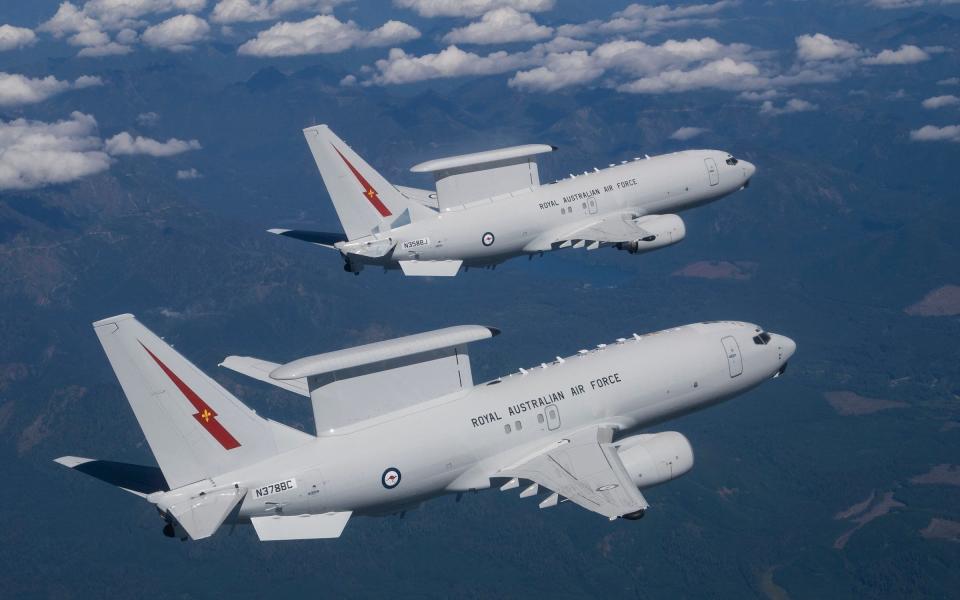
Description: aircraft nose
776,334,796,361
742,160,756,182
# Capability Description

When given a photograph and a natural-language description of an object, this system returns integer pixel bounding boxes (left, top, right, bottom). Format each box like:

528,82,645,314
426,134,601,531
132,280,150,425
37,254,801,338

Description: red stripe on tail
332,145,392,217
140,341,241,450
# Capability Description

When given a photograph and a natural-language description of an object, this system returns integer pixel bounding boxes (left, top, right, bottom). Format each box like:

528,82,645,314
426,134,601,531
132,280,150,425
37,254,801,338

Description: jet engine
616,214,686,254
616,431,694,490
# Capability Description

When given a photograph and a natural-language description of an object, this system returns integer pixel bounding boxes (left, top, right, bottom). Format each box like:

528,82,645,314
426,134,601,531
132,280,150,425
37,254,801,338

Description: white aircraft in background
269,125,755,276
57,313,793,541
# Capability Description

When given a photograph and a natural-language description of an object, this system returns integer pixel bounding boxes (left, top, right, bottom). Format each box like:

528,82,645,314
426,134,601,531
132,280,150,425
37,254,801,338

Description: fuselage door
545,405,561,430
721,336,742,377
704,158,719,186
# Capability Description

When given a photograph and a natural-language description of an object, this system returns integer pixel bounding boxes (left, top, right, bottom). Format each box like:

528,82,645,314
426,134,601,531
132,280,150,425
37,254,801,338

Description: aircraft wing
497,425,648,520
524,212,657,252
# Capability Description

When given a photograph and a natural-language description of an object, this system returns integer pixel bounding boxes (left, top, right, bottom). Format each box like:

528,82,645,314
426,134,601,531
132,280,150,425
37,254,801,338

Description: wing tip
54,456,94,469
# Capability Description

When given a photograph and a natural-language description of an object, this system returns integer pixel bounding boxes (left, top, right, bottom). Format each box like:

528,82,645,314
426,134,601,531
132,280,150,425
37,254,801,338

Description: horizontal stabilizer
220,356,309,397
252,511,352,541
398,259,463,277
268,229,347,248
54,456,168,497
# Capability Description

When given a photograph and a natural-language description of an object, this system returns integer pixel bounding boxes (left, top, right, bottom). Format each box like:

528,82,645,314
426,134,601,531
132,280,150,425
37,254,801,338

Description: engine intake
616,431,694,490
616,214,686,254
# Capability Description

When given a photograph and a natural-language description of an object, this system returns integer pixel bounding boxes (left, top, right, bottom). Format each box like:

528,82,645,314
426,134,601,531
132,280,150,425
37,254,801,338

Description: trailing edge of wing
268,229,348,249
498,425,649,520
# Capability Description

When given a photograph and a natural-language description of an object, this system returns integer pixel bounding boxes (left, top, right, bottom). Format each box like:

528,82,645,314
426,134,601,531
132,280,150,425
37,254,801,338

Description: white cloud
0,112,112,191
862,44,929,65
508,50,603,91
759,98,818,115
40,1,207,54
557,0,737,38
340,74,357,86
0,72,102,107
370,45,539,85
0,25,37,51
922,95,959,109
210,0,346,23
104,132,201,156
137,111,160,125
443,8,552,45
909,124,960,142
619,57,760,94
738,89,778,101
394,0,554,18
868,0,960,8
795,33,860,62
176,167,201,179
77,41,133,56
669,126,707,140
938,77,960,86
141,14,210,50
238,15,419,56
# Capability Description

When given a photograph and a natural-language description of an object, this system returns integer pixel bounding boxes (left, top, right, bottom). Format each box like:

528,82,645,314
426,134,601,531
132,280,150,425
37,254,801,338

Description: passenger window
504,424,511,434
515,421,522,431
537,414,544,424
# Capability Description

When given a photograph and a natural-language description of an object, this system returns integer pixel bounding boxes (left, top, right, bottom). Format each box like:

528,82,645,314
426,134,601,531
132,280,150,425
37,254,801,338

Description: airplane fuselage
340,150,754,270
166,321,792,524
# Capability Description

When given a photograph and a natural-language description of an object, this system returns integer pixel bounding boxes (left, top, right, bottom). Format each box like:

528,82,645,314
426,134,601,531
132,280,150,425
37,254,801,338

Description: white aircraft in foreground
269,125,755,276
58,314,793,541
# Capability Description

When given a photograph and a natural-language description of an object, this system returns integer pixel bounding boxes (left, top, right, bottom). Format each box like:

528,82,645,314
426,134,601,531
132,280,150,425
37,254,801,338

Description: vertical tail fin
302,125,432,240
93,314,309,489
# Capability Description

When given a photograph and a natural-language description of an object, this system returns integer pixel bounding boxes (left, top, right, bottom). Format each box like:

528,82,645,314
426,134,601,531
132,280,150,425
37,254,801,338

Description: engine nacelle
616,214,686,254
616,431,694,490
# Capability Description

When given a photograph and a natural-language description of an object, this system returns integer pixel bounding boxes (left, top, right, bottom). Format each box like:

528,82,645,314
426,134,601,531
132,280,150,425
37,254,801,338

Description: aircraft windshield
726,157,739,166
753,332,771,345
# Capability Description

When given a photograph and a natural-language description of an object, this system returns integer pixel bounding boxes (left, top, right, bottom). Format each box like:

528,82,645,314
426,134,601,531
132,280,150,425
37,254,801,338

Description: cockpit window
753,332,772,345
725,157,739,166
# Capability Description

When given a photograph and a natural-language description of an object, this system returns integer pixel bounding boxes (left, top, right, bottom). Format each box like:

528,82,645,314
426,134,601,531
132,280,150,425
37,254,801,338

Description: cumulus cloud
369,36,762,92
443,8,552,45
371,45,538,85
137,111,160,125
39,1,206,55
508,50,603,91
176,167,201,179
868,0,960,8
759,98,818,115
141,14,210,50
909,124,960,142
104,132,201,156
239,15,419,56
938,77,960,86
210,0,347,23
795,33,861,62
557,1,737,38
738,89,778,101
0,72,102,107
619,57,760,94
862,44,929,65
922,95,959,109
394,0,554,18
669,126,707,140
0,25,37,51
0,112,112,191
